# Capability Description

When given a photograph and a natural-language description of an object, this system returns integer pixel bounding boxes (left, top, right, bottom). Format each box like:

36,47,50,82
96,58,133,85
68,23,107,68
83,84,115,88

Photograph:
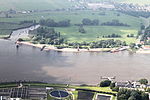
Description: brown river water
0,26,150,84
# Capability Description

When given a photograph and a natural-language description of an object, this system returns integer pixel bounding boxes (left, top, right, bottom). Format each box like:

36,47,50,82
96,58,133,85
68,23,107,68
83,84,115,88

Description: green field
0,0,76,11
0,0,149,11
0,10,142,44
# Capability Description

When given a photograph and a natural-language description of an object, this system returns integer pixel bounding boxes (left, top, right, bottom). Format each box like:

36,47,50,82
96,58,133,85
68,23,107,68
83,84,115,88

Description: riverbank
0,35,9,39
136,48,150,54
17,41,115,52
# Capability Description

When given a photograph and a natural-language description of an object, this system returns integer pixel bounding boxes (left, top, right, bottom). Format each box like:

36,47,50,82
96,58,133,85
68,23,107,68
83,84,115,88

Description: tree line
90,39,127,48
103,33,121,38
39,19,71,27
101,19,130,27
117,88,149,100
19,20,37,25
78,18,130,27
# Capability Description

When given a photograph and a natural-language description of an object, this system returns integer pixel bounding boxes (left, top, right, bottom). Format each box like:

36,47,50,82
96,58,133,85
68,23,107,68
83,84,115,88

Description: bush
100,80,111,87
17,38,24,42
112,87,119,92
110,82,116,89
146,88,150,93
139,79,148,85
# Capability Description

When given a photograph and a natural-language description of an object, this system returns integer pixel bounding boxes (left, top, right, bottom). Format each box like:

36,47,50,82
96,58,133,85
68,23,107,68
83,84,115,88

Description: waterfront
0,27,150,84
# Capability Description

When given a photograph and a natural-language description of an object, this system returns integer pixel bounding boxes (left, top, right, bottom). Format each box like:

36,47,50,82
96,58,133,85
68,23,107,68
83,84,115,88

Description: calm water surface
0,27,150,84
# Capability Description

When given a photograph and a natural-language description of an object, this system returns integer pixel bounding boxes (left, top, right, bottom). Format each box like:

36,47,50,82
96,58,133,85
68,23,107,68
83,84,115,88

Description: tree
110,82,115,89
141,92,149,100
82,18,92,25
130,91,141,100
129,43,136,49
128,96,136,100
117,94,127,100
79,25,86,33
111,87,119,92
139,79,148,85
146,88,150,93
100,80,111,87
92,19,99,25
141,25,145,30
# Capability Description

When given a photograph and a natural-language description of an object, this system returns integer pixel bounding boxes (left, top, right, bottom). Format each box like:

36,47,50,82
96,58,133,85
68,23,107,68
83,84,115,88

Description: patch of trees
139,79,148,85
30,26,65,45
100,80,111,87
117,88,149,100
90,39,127,48
19,20,36,25
100,80,119,92
103,34,121,38
39,19,71,27
101,19,130,27
82,18,99,26
65,40,126,49
119,10,150,18
129,43,136,49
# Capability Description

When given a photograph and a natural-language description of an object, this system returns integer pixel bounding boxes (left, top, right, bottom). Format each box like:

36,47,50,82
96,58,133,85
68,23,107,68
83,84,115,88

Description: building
115,81,133,88
0,86,47,100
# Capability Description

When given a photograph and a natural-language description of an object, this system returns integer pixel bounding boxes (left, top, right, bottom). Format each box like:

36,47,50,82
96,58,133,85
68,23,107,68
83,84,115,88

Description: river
0,26,150,84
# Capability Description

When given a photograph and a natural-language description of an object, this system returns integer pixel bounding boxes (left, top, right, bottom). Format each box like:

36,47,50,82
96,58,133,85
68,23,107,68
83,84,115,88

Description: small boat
16,44,19,48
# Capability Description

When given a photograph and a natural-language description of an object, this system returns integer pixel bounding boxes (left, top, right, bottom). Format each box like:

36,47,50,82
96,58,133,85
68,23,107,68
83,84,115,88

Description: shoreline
136,48,150,54
17,41,114,52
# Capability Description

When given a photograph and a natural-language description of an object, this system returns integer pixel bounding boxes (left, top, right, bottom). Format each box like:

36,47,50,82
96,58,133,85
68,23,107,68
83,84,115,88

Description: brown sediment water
0,26,150,84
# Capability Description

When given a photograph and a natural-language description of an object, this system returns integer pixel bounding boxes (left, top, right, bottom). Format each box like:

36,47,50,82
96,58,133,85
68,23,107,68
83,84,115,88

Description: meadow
0,0,76,11
0,0,149,11
0,10,142,44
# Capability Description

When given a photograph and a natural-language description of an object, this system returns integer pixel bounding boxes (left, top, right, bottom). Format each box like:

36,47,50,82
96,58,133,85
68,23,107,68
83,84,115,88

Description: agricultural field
0,0,149,11
87,0,150,5
0,0,76,11
118,0,150,5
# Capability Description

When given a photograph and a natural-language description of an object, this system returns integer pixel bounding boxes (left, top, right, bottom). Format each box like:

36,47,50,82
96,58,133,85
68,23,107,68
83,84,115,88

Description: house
115,81,133,88
116,81,148,89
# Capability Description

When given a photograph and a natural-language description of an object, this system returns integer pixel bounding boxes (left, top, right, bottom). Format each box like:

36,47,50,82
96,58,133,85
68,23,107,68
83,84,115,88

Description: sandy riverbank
136,48,150,54
17,41,113,52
